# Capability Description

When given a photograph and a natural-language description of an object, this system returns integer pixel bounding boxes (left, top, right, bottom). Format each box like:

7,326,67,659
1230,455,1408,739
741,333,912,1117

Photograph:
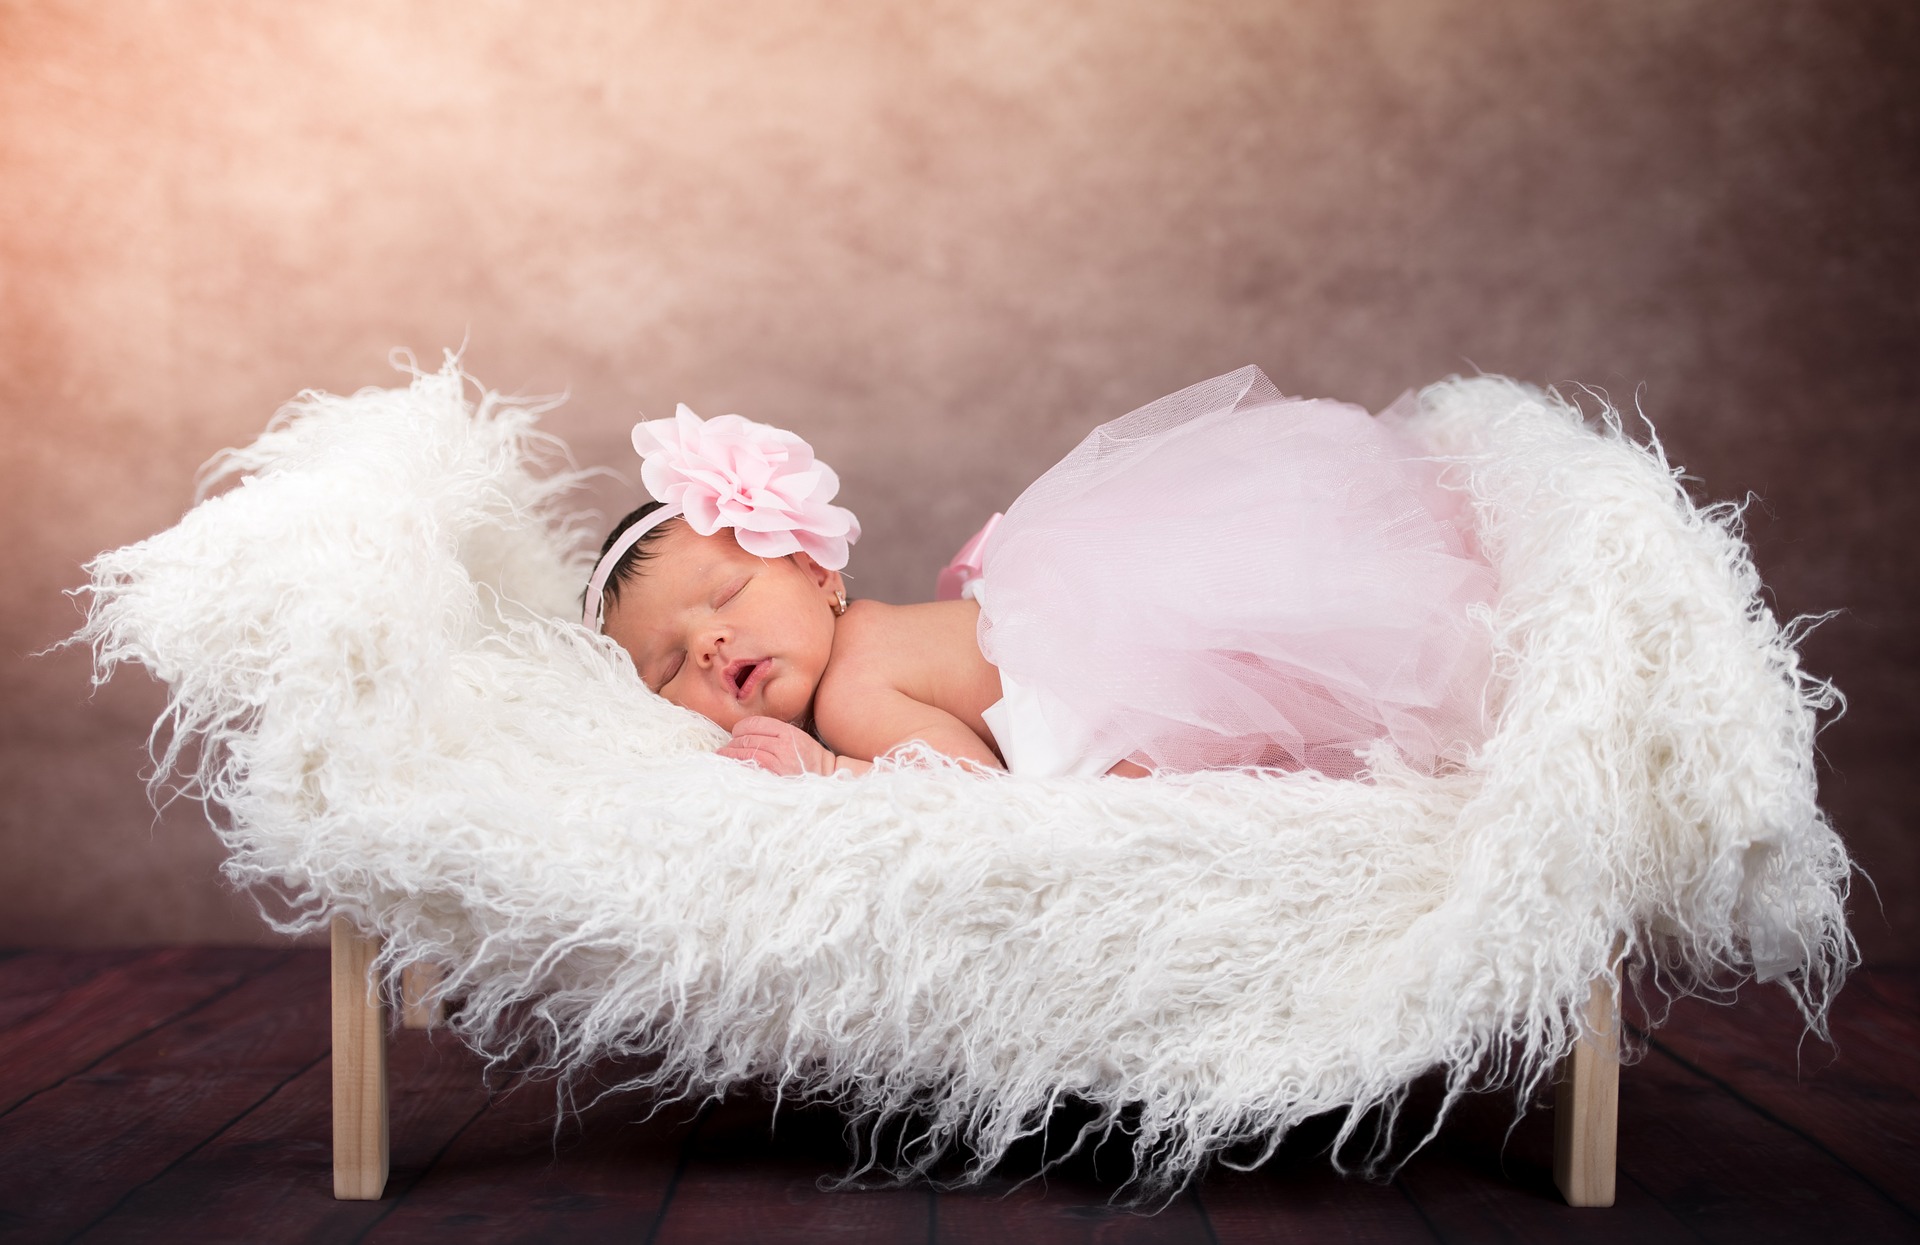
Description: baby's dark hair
592,501,678,613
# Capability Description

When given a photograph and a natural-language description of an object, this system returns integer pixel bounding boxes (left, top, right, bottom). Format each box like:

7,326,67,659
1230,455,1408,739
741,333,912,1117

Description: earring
831,590,848,617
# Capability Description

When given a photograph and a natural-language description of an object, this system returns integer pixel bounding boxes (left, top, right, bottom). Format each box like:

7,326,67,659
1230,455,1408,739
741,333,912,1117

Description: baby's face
600,521,843,731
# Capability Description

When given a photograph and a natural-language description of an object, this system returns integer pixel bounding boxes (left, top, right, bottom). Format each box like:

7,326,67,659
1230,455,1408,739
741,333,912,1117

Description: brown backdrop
3,1,1914,960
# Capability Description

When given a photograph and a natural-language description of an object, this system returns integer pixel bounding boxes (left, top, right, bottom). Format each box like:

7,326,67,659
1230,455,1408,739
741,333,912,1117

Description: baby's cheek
663,682,740,732
763,672,809,723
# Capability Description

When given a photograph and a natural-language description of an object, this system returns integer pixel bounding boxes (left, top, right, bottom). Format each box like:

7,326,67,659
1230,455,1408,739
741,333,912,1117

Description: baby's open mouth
726,658,769,699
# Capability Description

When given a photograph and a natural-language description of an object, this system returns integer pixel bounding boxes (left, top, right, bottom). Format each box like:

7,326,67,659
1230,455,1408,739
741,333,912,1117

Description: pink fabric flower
631,405,861,569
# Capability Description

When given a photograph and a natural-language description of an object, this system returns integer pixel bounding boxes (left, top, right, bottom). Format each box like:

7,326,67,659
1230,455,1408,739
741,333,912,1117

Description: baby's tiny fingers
719,739,796,774
725,733,785,758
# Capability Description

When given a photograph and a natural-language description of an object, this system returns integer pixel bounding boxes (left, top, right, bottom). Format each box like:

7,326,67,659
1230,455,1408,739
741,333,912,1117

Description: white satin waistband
970,579,1126,778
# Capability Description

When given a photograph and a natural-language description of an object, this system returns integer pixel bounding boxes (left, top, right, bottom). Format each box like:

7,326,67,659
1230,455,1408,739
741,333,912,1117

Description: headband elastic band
581,503,685,630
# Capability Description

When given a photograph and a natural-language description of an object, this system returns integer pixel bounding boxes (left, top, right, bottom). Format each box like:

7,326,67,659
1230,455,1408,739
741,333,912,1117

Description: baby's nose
694,623,730,664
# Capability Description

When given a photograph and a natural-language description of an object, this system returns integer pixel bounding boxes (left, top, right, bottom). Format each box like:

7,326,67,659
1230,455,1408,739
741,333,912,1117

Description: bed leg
400,961,445,1030
331,916,390,1200
1553,968,1620,1207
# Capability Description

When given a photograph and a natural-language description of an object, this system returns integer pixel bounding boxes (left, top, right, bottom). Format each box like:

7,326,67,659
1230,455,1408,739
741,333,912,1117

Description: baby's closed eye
650,651,684,692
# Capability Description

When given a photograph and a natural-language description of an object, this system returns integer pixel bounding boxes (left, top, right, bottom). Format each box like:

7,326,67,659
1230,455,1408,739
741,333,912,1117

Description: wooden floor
0,949,1913,1244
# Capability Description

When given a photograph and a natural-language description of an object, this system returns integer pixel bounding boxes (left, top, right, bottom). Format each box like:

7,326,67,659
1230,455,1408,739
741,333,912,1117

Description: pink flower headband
582,405,861,630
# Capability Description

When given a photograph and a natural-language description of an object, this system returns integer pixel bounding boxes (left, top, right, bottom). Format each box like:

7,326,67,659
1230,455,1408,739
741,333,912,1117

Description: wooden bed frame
327,916,1621,1206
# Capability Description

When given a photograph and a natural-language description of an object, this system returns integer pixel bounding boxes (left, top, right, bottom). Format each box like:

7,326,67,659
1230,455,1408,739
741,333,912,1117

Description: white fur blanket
72,358,1853,1195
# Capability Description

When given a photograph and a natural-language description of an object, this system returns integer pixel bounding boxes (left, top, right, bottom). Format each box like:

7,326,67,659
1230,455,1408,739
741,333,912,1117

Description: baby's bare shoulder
826,599,976,675
812,605,906,753
817,600,899,704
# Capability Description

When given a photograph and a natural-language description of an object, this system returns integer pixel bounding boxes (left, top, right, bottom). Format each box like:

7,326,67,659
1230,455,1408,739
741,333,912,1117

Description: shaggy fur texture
72,356,1854,1196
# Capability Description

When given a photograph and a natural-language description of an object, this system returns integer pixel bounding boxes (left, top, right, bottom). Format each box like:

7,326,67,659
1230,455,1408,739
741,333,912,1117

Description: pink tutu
969,366,1497,779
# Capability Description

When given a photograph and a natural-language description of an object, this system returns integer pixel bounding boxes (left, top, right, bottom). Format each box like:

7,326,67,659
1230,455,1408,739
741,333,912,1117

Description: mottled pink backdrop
3,1,1914,958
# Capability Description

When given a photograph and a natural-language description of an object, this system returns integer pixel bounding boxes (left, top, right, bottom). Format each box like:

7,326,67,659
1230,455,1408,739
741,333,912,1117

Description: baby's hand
720,715,836,776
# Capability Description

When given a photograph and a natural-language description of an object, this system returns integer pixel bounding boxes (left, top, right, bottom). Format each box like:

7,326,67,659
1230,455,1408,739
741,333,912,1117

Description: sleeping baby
585,367,1496,781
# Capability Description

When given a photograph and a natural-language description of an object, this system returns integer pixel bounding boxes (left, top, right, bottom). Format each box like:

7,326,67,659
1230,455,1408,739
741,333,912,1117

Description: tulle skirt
974,366,1497,779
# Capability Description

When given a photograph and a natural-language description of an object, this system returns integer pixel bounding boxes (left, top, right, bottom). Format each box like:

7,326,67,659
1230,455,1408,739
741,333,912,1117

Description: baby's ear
791,551,839,590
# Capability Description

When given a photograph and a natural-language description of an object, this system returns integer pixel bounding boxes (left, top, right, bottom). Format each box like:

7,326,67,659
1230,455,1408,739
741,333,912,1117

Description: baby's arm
723,684,1002,778
818,681,1004,773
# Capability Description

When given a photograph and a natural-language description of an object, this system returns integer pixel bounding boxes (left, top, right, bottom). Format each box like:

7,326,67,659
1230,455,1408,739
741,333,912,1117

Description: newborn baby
594,503,1045,777
587,368,1496,780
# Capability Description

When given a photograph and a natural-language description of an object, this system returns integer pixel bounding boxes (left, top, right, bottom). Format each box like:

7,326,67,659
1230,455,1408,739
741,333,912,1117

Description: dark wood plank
0,950,321,1242
1853,967,1919,1024
1199,1112,1441,1245
1832,968,1920,1084
936,1176,1211,1245
653,1093,934,1245
0,949,144,1031
0,946,276,1115
1616,1040,1917,1242
1203,1172,1436,1245
1393,1080,1697,1244
5,950,1914,1242
1647,969,1920,1216
927,1097,1212,1243
77,1027,495,1244
364,1059,698,1242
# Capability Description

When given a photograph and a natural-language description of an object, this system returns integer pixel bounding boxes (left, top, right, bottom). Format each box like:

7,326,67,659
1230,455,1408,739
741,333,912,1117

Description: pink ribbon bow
935,512,1003,601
